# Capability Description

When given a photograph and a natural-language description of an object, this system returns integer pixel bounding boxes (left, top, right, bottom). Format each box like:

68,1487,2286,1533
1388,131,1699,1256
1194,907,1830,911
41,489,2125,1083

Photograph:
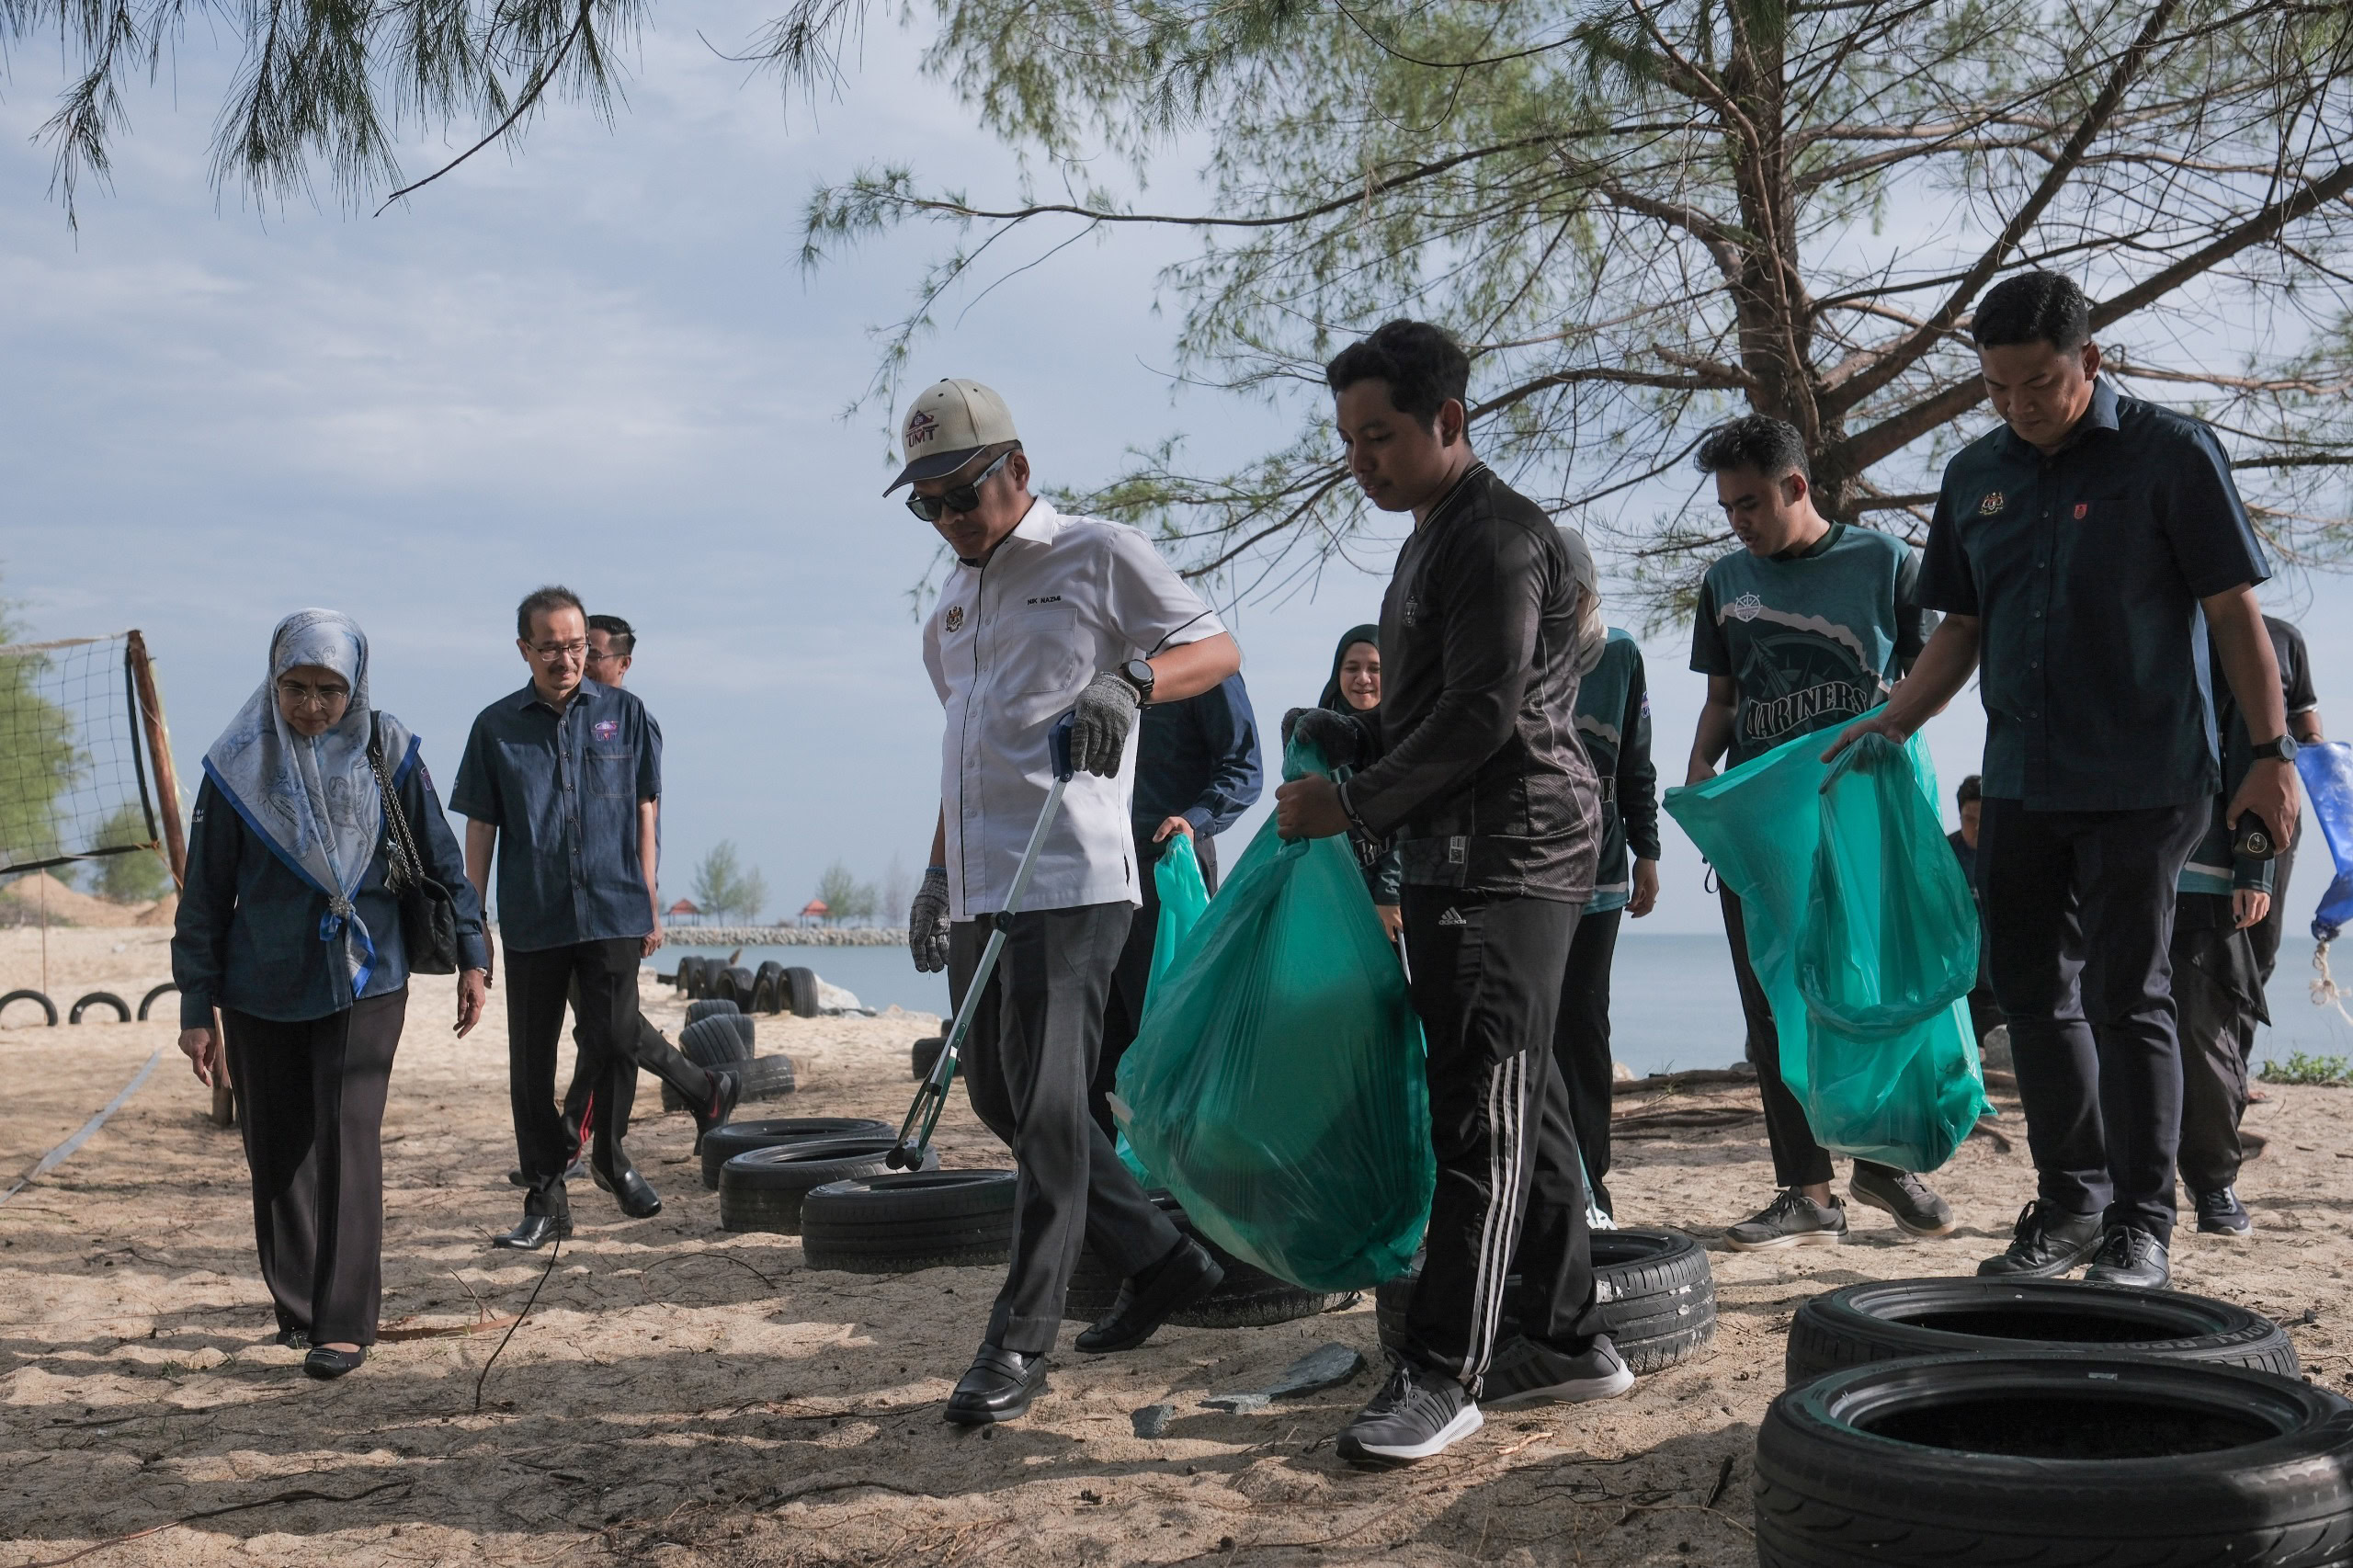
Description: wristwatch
1115,658,1156,706
2249,734,2300,765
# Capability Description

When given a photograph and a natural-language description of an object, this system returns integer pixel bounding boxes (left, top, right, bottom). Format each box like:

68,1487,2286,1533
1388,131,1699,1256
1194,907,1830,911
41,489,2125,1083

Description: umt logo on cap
905,409,940,448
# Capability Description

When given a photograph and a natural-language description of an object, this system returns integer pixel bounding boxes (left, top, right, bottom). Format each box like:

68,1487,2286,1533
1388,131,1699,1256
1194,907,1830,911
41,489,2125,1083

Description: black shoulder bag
367,716,462,975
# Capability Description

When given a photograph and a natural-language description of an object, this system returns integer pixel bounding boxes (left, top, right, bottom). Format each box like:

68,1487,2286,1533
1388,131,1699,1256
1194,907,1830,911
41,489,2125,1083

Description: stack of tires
671,956,822,1018
716,1131,928,1233
1372,1227,1719,1375
661,998,794,1109
1756,1278,2352,1564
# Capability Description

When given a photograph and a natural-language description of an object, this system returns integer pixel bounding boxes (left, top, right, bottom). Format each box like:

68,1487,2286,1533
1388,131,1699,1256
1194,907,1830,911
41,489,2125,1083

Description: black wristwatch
1115,658,1156,706
2249,734,2300,765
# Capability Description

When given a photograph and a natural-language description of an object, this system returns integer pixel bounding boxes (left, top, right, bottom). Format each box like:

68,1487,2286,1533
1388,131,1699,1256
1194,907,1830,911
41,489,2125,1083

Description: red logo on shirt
2073,503,2088,519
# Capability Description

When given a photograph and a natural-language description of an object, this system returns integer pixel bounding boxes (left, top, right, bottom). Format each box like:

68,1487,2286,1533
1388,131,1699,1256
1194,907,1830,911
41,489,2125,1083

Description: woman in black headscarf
1317,624,1404,939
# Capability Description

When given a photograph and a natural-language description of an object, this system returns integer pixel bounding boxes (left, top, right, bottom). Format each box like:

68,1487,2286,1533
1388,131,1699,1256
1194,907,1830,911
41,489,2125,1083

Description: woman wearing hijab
172,610,489,1381
1551,529,1658,1225
1315,625,1404,939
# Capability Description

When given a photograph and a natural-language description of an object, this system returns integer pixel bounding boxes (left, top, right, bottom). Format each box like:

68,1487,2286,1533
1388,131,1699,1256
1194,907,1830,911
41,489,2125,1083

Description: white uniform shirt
923,500,1226,921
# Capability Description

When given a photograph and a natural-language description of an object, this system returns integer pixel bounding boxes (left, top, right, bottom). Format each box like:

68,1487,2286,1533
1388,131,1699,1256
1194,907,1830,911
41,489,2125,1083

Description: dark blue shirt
173,739,489,1028
1918,379,2269,811
1130,673,1264,856
449,680,662,952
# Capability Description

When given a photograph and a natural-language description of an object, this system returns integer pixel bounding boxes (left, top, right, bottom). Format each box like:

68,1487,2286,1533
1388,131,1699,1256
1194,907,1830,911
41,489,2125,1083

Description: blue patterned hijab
202,609,415,990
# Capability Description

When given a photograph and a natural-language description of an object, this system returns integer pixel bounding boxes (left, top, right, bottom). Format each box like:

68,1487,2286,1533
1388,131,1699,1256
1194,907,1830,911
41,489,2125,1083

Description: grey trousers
2174,911,2265,1194
951,903,1183,1355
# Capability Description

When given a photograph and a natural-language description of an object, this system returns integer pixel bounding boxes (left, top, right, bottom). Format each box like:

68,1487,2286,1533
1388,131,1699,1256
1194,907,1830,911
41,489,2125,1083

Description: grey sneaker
1849,1165,1958,1237
1336,1363,1483,1468
1977,1200,2104,1278
1480,1334,1635,1410
2194,1187,2253,1238
1724,1188,1847,1252
2083,1225,2171,1289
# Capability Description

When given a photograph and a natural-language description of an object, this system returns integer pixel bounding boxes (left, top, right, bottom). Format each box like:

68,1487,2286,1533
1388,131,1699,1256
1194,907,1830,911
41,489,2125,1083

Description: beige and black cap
885,378,1021,494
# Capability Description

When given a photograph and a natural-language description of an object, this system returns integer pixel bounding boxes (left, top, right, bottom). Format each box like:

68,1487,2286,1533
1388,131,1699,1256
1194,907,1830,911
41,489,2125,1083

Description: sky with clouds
3,6,2347,942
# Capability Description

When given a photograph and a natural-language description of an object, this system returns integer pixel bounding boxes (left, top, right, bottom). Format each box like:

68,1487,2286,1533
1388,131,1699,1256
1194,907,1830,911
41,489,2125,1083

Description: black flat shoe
273,1327,310,1350
1076,1240,1224,1353
596,1165,662,1219
493,1211,573,1250
302,1345,366,1380
691,1071,743,1155
943,1344,1048,1426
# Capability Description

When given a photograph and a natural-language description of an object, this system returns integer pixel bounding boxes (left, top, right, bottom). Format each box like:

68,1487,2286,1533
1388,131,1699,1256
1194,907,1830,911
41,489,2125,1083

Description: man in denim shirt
453,585,668,1249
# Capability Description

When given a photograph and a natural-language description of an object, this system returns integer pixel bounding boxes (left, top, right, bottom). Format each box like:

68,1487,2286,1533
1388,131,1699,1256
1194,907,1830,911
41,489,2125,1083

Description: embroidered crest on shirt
904,408,939,447
2073,503,2088,519
1727,592,1764,622
1402,597,1422,629
593,719,620,742
1979,491,2006,515
944,605,966,633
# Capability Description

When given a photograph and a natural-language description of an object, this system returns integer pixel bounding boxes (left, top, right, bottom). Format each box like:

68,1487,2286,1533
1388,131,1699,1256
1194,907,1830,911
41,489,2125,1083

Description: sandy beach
5,922,2349,1568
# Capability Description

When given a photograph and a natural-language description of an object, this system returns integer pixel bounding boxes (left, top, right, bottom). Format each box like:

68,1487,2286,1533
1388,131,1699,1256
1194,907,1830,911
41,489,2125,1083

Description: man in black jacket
1278,320,1628,1467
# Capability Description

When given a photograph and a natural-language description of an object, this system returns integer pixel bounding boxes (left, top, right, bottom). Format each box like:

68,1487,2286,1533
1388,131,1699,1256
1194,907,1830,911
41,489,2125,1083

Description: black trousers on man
2173,904,2266,1196
559,987,716,1155
951,903,1185,1355
1094,835,1222,1141
1978,797,2208,1240
1551,907,1621,1217
1399,890,1600,1390
222,987,406,1347
506,938,642,1212
1719,886,1904,1189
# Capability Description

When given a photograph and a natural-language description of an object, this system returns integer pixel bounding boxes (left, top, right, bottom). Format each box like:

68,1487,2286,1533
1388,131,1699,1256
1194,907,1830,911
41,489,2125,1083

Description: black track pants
2172,920,2262,1195
1399,889,1599,1390
952,903,1183,1355
506,938,642,1210
1551,906,1622,1215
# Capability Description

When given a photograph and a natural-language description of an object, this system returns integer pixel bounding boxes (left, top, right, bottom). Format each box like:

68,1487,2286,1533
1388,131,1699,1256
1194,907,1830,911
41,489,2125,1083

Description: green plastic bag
1148,831,1211,1002
1111,735,1432,1291
1665,713,1989,1171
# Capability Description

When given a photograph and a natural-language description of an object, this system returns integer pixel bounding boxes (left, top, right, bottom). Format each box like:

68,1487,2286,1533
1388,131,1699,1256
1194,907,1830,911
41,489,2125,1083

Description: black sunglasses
905,449,1014,522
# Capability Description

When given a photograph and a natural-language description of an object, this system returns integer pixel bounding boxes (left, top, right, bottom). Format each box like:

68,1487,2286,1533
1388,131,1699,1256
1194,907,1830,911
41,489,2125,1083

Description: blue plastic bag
1665,714,1990,1171
2296,742,2353,942
1112,736,1432,1291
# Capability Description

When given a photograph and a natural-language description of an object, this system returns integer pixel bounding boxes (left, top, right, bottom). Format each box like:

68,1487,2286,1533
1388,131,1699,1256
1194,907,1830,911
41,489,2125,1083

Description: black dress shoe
274,1327,310,1350
302,1345,367,1380
596,1164,663,1219
691,1071,743,1155
1076,1239,1224,1353
493,1211,573,1250
943,1345,1048,1426
2083,1224,2171,1289
1976,1200,2104,1278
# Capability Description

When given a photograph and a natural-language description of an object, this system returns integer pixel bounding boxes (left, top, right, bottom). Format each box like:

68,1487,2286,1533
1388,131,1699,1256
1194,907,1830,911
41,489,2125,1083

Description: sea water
666,931,2353,1082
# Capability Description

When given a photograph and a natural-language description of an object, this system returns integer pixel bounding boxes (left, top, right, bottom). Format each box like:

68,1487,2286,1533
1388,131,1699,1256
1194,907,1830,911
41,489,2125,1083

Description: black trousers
559,985,714,1155
1720,886,1902,1189
2249,838,2297,991
1551,906,1621,1216
1979,796,2208,1240
222,988,407,1346
2173,914,2264,1194
506,938,642,1210
1095,834,1222,1142
951,903,1183,1355
1400,889,1598,1390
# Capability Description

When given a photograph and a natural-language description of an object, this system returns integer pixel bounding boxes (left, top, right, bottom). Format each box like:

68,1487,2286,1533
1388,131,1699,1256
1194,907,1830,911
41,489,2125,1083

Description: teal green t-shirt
1689,523,1930,767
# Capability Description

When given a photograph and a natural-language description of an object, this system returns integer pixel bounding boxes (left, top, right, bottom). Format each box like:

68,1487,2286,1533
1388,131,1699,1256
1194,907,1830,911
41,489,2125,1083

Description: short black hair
588,614,636,657
1972,271,2090,352
517,585,585,642
1693,415,1809,481
1324,320,1471,427
1957,774,1983,808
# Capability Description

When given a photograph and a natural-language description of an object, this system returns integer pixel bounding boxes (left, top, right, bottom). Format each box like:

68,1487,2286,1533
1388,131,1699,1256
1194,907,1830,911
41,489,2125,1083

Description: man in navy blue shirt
1092,672,1263,1138
452,586,676,1249
1831,271,2301,1290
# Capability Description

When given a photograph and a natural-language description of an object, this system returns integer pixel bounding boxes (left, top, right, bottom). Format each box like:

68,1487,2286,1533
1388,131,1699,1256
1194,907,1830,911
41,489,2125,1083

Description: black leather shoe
1976,1201,2104,1278
493,1210,573,1250
691,1071,743,1155
595,1164,662,1219
302,1345,367,1380
2083,1224,2171,1289
1076,1239,1224,1353
273,1326,310,1350
943,1345,1048,1426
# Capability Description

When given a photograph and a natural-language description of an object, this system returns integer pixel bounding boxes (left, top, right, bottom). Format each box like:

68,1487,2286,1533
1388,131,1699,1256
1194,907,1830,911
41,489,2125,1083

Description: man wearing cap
893,378,1245,1425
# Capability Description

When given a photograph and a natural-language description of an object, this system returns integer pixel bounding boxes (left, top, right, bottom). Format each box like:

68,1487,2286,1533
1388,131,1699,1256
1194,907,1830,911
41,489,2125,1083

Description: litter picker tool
887,712,1075,1170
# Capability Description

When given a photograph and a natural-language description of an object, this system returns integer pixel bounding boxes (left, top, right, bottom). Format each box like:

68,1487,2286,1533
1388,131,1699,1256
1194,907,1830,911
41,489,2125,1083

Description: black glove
908,868,950,974
1284,707,1369,769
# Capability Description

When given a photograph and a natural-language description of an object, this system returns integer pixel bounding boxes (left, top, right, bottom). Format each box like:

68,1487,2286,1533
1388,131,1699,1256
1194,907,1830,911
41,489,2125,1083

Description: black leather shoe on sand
2083,1224,2171,1289
493,1210,573,1250
943,1345,1048,1426
302,1345,367,1380
593,1163,662,1219
1076,1240,1224,1353
691,1071,743,1156
1977,1200,2104,1278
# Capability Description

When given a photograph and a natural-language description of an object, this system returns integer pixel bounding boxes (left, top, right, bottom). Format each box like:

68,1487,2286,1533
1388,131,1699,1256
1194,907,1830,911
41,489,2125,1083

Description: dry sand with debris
6,923,2352,1568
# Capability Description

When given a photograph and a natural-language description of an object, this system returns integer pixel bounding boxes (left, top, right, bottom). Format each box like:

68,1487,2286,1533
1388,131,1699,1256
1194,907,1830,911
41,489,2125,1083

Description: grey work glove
1070,669,1142,778
909,867,950,974
1283,706,1369,769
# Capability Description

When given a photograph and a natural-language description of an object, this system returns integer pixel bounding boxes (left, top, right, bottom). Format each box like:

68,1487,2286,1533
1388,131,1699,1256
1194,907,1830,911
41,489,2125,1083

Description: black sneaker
1724,1188,1847,1252
1977,1201,2104,1278
1336,1363,1483,1468
1848,1166,1957,1237
2194,1187,2253,1238
2084,1225,2171,1289
1479,1334,1635,1410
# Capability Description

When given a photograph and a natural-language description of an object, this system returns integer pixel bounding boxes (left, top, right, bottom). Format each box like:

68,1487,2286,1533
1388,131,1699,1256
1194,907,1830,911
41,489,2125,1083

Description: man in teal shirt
1684,415,1956,1250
